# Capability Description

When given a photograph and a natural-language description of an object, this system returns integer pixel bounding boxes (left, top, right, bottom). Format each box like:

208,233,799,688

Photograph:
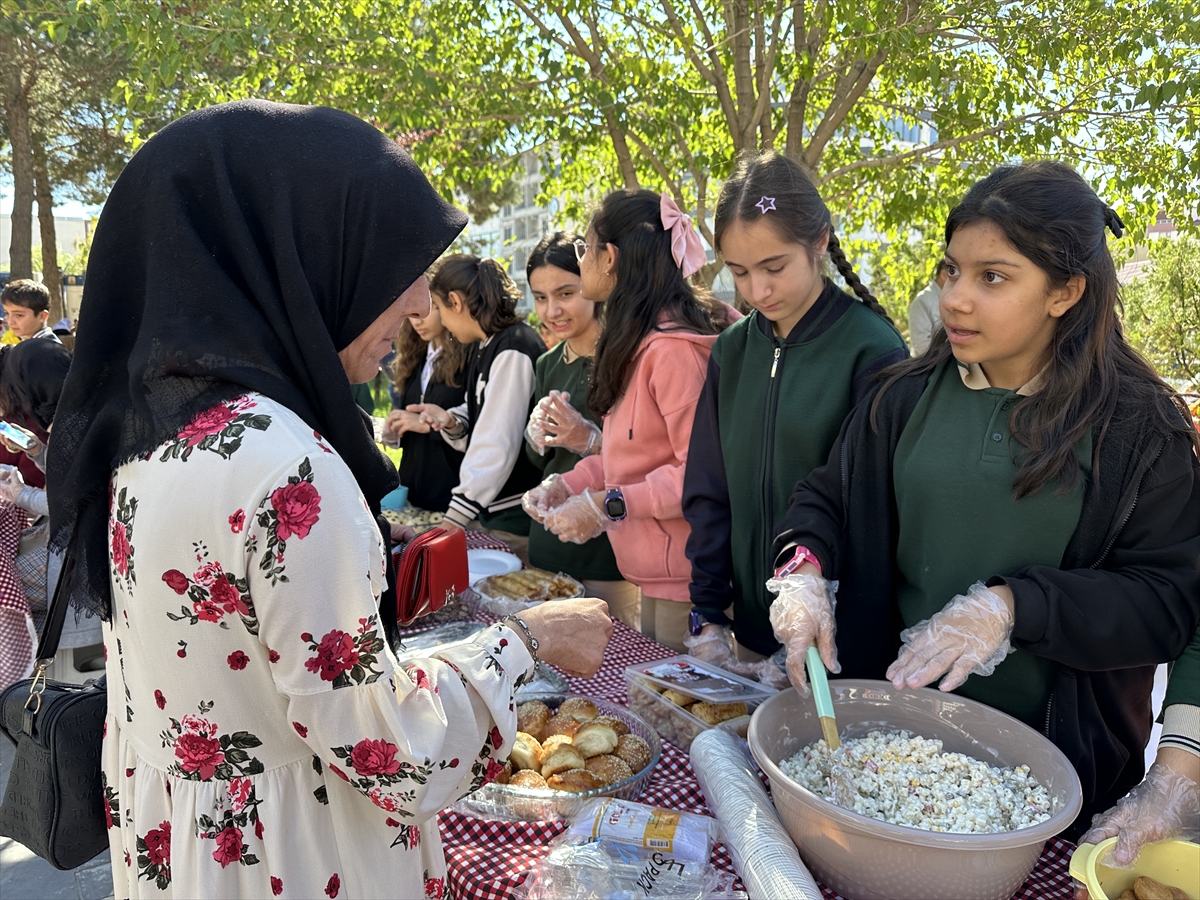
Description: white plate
467,549,522,585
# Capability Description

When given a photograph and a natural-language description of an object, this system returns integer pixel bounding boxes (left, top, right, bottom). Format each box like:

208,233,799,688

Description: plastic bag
563,798,716,863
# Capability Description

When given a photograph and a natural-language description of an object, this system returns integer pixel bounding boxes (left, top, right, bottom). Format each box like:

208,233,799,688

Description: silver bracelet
499,614,540,663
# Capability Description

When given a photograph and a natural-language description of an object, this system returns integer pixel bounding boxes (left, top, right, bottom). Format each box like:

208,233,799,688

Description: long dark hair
874,160,1199,498
527,231,582,281
587,190,720,416
430,254,521,336
0,339,73,430
714,150,893,323
390,317,468,394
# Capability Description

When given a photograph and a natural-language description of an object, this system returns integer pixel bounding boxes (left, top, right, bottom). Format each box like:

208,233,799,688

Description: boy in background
1,279,62,343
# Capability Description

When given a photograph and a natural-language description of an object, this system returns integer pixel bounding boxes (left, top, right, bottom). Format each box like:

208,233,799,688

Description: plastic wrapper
563,798,716,863
0,465,24,503
465,569,585,616
886,581,1014,692
723,648,792,691
522,473,573,523
395,620,486,656
690,728,824,900
766,573,839,696
1080,758,1200,868
683,626,734,666
544,490,610,544
514,839,746,900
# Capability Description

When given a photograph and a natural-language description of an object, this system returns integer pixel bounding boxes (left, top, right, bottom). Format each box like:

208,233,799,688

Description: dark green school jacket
683,280,907,655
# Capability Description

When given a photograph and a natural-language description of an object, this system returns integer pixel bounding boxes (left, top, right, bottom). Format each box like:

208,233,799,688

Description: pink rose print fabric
99,394,536,899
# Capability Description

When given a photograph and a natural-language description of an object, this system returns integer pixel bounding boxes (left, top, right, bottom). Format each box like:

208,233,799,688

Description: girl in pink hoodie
524,189,736,651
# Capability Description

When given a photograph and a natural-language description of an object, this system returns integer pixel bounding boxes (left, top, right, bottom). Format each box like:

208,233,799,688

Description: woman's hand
544,490,610,544
767,568,840,696
886,582,1015,692
542,391,602,456
389,523,418,544
521,474,573,524
385,409,429,439
0,465,23,503
0,423,42,458
406,403,454,432
520,597,613,679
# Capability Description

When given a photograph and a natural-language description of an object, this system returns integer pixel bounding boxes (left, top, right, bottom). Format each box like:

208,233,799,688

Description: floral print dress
102,394,534,899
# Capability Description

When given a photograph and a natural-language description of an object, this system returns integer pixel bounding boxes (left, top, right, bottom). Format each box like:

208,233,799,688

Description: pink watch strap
776,545,821,578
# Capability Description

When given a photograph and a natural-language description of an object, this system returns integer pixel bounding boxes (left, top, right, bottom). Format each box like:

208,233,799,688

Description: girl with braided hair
682,149,906,669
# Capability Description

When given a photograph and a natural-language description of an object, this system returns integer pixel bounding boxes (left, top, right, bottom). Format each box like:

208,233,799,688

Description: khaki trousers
640,596,691,653
581,579,641,630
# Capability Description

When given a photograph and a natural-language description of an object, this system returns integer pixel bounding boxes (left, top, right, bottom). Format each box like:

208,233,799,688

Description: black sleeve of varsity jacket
1005,432,1200,672
770,403,858,579
683,354,734,626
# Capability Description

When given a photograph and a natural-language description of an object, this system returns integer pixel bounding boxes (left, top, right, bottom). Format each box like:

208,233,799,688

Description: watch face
604,496,625,519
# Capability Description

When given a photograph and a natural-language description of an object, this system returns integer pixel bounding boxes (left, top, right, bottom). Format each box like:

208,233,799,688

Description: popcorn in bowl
779,730,1052,834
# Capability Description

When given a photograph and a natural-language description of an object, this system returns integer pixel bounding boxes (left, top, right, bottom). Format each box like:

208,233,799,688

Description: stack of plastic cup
691,728,823,900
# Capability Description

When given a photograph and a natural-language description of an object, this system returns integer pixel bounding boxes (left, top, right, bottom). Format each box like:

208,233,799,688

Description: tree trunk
31,138,63,321
1,44,36,280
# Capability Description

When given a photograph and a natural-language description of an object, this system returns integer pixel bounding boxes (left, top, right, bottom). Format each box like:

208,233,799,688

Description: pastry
540,734,574,755
509,769,549,789
544,713,580,738
517,701,552,742
546,770,606,792
558,697,599,722
689,701,748,725
493,761,512,784
540,742,585,778
592,714,630,736
509,732,543,771
585,754,634,785
572,721,619,759
662,689,695,708
613,733,652,772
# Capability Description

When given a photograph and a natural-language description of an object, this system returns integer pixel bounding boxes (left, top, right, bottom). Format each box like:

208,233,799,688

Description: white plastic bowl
748,680,1082,900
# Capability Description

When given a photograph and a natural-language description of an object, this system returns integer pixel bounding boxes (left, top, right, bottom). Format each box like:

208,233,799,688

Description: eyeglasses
573,239,597,263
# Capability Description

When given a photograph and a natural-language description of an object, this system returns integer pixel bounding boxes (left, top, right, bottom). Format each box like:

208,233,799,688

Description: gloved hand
525,398,554,455
1079,755,1200,868
0,465,24,504
724,648,793,690
543,490,610,544
683,623,734,666
886,582,1014,692
766,573,839,697
521,474,573,524
542,391,602,456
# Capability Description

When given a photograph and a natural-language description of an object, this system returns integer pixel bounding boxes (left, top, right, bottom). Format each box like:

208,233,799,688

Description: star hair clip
756,195,776,214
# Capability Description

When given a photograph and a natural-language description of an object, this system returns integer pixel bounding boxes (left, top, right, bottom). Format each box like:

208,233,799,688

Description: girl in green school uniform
768,161,1200,835
682,151,907,667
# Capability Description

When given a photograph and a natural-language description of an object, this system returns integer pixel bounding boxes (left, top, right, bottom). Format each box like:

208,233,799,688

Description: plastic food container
625,676,760,751
624,655,778,704
1069,838,1200,900
747,680,1083,900
451,694,661,822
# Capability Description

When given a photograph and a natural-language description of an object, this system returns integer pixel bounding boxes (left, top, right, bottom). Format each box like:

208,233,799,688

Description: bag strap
33,551,72,668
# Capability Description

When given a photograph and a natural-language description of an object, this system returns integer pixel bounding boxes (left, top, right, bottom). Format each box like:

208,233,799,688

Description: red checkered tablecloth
435,618,1078,900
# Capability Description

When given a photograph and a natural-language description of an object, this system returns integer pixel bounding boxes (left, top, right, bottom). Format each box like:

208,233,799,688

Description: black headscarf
47,100,467,621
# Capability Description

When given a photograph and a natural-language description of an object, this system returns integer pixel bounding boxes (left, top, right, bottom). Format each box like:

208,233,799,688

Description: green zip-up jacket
682,280,907,655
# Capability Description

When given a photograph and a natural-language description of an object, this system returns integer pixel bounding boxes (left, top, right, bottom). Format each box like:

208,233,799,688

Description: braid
827,232,893,324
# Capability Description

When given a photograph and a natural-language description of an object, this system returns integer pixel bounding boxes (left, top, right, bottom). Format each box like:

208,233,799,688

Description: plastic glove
521,474,573,524
0,465,24,504
1079,756,1200,868
766,573,839,697
683,623,735,666
543,490,610,544
542,391,602,456
525,400,554,455
886,582,1014,692
724,649,793,690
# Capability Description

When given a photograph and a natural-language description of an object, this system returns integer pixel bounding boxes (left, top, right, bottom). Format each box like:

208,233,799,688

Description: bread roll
662,689,695,708
614,733,652,773
546,769,606,792
689,701,748,725
509,769,549,789
540,734,574,755
541,743,585,778
544,713,580,738
558,697,599,722
592,714,631,736
517,701,552,742
509,732,543,771
585,754,634,785
573,721,619,759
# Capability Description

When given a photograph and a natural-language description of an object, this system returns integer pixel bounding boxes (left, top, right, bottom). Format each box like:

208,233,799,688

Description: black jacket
396,360,466,512
773,370,1200,835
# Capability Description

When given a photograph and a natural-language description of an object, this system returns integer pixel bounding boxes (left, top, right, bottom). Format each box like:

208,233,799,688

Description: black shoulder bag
0,568,108,870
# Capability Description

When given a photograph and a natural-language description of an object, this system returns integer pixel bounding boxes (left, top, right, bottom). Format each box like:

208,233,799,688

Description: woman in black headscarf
47,100,611,898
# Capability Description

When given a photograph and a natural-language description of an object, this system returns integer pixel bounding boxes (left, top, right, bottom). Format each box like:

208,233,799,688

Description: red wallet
393,527,469,626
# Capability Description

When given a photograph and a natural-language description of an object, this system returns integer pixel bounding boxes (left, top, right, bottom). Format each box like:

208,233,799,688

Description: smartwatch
688,609,704,637
603,487,627,521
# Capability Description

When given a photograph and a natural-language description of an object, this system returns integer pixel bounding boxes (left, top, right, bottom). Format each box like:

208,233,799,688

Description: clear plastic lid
623,655,779,704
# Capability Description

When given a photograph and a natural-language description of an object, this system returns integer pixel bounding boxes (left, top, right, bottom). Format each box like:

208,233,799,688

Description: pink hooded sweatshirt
561,326,722,602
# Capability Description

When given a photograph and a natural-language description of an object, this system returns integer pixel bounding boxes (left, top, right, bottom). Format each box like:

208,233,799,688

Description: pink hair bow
659,192,707,279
